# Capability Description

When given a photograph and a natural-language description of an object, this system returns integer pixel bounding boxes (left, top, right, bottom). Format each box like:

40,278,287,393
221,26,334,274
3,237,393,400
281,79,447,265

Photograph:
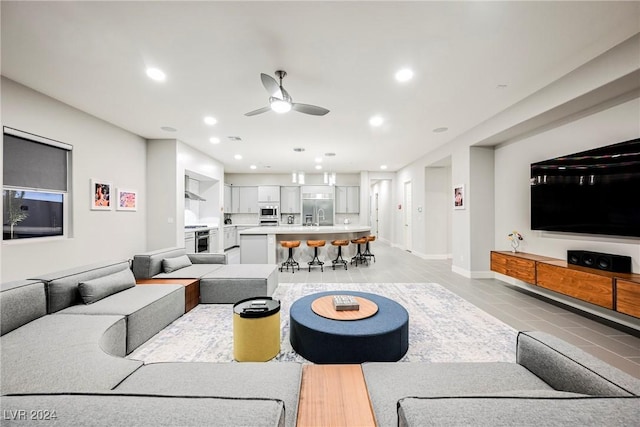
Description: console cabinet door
490,252,536,283
616,279,640,318
536,263,613,309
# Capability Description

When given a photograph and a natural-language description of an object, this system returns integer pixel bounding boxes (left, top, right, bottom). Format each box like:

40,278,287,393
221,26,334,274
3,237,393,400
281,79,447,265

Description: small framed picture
454,184,465,210
116,188,137,211
91,179,112,210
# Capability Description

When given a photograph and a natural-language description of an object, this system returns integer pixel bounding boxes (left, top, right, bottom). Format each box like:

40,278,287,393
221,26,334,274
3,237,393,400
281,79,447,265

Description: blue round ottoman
289,291,409,363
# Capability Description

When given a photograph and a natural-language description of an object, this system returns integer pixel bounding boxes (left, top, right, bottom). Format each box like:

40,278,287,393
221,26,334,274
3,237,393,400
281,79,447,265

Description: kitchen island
238,225,372,265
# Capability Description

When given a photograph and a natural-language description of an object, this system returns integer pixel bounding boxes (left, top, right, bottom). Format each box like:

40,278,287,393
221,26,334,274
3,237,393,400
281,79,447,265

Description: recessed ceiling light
395,68,414,82
234,154,242,160
315,165,322,170
160,126,176,132
315,157,322,163
146,67,166,82
209,137,220,144
380,165,388,170
433,127,449,133
204,116,217,126
293,147,306,152
250,165,257,170
369,115,384,127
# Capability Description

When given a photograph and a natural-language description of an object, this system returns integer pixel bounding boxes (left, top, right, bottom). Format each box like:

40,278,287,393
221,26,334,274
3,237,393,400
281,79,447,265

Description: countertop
238,225,371,235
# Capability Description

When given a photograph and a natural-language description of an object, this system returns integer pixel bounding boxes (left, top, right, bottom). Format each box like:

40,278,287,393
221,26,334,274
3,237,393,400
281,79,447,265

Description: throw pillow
162,254,192,273
78,268,136,304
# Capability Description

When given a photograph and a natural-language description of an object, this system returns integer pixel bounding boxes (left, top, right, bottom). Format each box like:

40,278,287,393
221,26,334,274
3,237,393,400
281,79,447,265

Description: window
3,127,71,241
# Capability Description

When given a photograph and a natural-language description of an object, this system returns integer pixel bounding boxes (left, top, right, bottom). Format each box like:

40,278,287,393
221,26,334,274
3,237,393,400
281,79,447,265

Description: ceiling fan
245,70,330,116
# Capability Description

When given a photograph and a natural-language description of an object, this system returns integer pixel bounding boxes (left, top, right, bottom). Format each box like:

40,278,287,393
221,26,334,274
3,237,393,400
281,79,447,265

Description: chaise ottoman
199,264,278,304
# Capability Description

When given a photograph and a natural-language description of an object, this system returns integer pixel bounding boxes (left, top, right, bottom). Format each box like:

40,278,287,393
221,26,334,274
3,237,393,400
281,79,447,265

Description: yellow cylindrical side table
233,297,281,362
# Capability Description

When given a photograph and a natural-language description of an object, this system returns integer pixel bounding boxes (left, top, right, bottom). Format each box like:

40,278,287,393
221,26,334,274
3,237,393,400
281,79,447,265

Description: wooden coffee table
297,364,376,427
136,278,200,313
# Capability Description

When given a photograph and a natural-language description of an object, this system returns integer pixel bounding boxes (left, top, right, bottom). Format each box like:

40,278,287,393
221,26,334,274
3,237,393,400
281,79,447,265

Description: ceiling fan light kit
245,70,329,117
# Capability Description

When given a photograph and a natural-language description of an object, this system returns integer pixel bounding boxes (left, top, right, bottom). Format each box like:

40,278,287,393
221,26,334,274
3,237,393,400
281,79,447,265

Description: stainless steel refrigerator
302,196,334,226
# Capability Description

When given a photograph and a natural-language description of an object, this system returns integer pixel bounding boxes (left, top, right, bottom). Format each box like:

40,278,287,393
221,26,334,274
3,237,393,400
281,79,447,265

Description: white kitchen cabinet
258,185,280,202
280,186,301,213
229,186,258,213
335,186,359,213
224,226,236,250
209,229,219,253
224,185,232,213
238,186,258,213
185,231,196,253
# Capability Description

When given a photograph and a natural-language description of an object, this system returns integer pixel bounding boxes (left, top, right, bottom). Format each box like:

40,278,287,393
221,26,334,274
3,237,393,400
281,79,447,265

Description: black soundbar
567,250,631,273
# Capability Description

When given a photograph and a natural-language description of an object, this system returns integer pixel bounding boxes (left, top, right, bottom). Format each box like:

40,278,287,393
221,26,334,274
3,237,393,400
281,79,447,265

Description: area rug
128,283,518,364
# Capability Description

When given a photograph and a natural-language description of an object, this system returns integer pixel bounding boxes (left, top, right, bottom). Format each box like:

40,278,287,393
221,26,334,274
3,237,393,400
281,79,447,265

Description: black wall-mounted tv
530,138,640,238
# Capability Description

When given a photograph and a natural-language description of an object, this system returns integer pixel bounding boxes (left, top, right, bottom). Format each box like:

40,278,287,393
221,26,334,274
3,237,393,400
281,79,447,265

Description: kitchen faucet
315,208,325,226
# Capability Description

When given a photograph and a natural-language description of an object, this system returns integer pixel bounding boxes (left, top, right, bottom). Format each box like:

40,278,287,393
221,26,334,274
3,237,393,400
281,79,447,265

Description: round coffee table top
311,295,378,321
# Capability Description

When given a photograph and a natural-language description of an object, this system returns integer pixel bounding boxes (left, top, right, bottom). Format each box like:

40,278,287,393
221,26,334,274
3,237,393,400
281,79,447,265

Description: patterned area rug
128,283,517,364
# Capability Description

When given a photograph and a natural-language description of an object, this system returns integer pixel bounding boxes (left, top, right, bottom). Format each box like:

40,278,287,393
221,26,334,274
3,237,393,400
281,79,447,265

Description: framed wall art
454,184,465,210
116,188,137,211
91,179,112,210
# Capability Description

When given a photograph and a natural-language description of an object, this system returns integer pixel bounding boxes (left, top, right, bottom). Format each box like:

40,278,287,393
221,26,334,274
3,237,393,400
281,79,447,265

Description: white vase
510,239,519,253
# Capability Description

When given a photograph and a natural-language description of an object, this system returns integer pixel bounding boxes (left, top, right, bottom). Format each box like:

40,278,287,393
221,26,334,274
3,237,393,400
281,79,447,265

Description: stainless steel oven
195,230,210,253
259,203,279,226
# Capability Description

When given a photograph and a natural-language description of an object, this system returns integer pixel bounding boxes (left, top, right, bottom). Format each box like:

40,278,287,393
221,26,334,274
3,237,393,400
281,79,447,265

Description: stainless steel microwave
259,204,278,218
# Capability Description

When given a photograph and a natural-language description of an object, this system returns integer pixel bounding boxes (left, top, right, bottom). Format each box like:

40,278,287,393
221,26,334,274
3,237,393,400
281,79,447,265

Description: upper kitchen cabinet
335,186,360,213
258,186,280,202
231,186,258,213
280,186,301,213
224,185,232,213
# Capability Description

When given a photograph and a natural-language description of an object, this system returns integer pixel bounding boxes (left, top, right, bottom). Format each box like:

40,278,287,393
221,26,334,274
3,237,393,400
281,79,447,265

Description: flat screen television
530,138,640,238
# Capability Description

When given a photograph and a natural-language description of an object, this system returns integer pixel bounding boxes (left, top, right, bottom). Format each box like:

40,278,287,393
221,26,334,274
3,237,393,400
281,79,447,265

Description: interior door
404,181,412,251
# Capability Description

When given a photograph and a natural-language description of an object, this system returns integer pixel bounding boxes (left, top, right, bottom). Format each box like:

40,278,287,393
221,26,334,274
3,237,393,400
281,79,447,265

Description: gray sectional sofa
0,262,302,427
2,258,639,426
363,330,640,426
131,247,278,303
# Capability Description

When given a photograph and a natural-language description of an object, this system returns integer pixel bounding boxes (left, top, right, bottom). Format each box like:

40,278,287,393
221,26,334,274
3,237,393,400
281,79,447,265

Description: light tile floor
227,241,640,378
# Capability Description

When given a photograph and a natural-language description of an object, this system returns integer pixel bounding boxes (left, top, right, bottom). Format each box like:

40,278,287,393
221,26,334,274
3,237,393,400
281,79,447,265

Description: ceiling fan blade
291,103,330,116
244,106,271,116
260,73,282,98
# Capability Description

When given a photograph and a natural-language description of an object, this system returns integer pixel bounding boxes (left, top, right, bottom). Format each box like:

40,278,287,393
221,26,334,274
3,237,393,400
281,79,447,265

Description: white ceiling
2,1,639,174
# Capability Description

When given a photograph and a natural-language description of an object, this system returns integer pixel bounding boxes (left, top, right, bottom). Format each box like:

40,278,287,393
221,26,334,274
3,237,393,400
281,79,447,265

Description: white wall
1,77,147,281
423,166,451,258
395,34,640,276
494,97,640,272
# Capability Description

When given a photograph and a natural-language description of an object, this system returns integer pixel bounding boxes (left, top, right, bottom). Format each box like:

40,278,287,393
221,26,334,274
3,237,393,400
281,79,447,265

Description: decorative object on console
507,230,523,253
567,250,632,273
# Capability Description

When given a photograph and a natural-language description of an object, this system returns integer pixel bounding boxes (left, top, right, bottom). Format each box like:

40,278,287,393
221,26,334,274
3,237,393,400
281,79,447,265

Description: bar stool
280,241,300,273
363,234,376,263
350,236,368,266
331,239,349,270
307,240,326,272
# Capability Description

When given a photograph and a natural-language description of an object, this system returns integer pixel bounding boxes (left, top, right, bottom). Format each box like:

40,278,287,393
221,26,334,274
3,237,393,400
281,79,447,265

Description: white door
404,181,412,251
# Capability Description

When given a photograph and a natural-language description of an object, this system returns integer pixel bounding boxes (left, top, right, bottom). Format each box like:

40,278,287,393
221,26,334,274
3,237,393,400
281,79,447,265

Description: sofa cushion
131,247,188,279
0,280,47,336
115,362,302,427
59,285,185,354
397,396,640,427
1,394,285,427
79,268,136,304
0,314,142,394
516,331,640,396
30,260,131,313
162,254,192,273
153,264,223,279
362,362,552,427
